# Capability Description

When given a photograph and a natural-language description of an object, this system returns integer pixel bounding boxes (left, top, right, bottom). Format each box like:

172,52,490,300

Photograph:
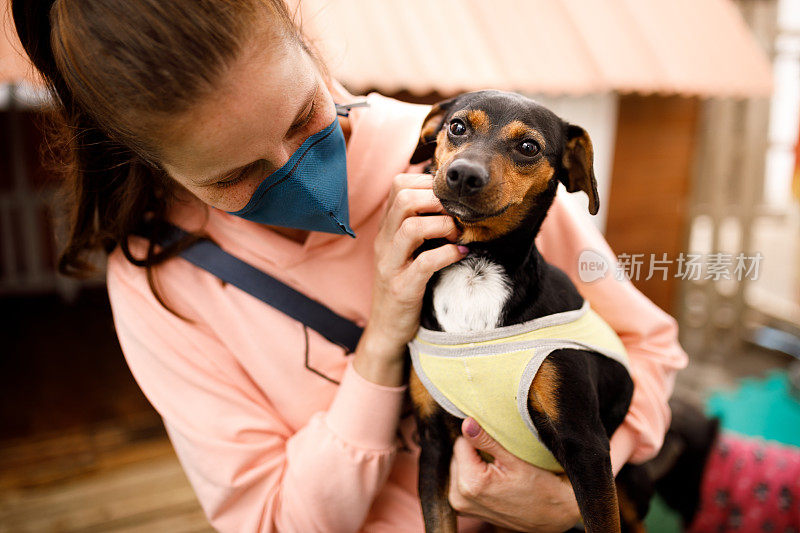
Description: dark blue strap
153,223,363,353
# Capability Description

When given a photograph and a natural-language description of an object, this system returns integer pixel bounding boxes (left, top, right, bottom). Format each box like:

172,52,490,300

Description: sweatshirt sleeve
106,254,407,533
536,187,689,472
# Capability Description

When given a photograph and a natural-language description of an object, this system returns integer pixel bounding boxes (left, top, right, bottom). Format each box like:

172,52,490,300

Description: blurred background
1,0,799,531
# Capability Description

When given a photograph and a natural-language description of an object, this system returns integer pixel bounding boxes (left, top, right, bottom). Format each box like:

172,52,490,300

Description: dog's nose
446,159,489,196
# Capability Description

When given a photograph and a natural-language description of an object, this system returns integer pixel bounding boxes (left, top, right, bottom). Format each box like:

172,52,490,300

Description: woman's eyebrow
197,84,318,187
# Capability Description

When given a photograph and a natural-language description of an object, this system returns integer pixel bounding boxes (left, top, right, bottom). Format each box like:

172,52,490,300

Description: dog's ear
409,97,457,164
560,123,600,215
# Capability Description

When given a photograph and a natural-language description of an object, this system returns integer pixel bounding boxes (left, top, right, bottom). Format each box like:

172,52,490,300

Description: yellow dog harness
408,299,629,472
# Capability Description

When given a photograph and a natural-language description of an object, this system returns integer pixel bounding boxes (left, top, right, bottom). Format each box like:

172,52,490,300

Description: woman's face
157,38,337,212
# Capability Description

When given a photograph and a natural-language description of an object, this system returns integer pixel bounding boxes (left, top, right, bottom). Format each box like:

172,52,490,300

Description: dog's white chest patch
432,256,512,333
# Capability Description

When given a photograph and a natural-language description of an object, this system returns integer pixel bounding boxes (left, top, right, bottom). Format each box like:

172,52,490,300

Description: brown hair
11,0,327,310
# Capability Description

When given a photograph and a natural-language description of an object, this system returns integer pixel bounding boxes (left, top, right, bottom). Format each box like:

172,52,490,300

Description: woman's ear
409,96,458,164
560,123,600,215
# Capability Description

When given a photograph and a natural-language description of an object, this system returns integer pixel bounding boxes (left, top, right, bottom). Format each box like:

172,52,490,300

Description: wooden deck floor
1,290,214,532
0,418,213,533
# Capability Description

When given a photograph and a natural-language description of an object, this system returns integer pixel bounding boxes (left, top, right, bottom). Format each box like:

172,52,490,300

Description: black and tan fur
409,90,636,533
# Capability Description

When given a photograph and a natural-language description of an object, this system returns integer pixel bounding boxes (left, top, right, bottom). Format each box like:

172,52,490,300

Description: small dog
407,90,635,533
618,397,800,533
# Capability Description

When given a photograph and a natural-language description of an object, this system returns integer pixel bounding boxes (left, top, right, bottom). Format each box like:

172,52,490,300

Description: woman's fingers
449,436,485,513
363,172,464,353
404,243,466,295
450,418,517,499
386,173,435,207
382,187,445,239
460,418,517,465
381,241,465,301
448,423,581,532
383,174,436,227
390,215,460,267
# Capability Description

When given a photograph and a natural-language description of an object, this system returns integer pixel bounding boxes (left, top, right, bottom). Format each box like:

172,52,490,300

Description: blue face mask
227,103,365,237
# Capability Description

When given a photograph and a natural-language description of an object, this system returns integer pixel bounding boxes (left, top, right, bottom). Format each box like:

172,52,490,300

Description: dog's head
410,90,598,243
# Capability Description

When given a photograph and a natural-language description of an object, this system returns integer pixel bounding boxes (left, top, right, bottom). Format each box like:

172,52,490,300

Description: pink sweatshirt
107,91,689,532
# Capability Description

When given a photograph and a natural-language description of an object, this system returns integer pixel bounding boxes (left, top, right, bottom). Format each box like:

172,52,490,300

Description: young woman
13,1,688,531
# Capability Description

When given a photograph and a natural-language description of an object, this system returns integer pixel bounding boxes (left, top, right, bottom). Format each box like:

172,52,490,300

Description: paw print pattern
728,506,743,529
687,434,800,533
754,482,770,502
778,486,793,511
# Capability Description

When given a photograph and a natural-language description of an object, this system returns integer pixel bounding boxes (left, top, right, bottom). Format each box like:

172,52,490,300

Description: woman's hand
449,418,582,533
353,173,465,386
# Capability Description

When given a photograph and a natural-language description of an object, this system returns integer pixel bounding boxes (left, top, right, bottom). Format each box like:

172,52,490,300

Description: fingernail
457,245,469,255
464,418,481,438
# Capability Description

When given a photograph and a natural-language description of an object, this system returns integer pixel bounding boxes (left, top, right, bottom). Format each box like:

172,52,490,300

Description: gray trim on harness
516,341,598,440
410,336,628,366
415,300,590,345
408,314,631,440
408,341,468,419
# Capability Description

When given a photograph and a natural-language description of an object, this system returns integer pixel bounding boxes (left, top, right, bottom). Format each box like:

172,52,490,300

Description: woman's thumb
461,418,511,462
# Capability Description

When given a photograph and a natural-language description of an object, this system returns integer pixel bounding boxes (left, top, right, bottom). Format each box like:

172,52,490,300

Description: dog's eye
516,140,541,156
449,119,467,136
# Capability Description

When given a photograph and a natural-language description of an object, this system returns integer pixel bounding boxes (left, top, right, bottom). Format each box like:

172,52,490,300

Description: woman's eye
215,161,263,189
290,98,317,134
516,140,541,157
214,160,273,189
215,171,247,189
449,119,467,136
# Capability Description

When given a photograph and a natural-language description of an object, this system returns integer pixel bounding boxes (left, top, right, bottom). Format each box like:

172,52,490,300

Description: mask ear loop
335,101,370,117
